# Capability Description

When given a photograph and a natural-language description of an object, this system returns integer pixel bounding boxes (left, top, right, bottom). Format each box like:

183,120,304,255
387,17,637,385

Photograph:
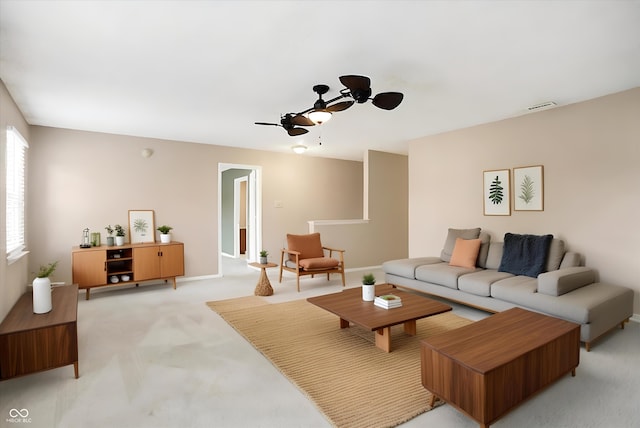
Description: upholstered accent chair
279,233,346,292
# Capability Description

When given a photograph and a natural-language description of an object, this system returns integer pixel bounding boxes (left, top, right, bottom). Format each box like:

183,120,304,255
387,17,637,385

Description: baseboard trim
630,314,640,323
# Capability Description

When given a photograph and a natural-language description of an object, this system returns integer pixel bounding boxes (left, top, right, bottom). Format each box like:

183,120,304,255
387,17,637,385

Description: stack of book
374,294,403,309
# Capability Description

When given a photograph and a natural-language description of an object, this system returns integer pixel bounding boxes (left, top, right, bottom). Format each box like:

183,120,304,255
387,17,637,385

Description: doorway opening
218,164,262,275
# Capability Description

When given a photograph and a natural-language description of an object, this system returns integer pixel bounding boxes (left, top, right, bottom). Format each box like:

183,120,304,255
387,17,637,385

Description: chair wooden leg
296,275,300,292
341,270,346,287
279,251,284,283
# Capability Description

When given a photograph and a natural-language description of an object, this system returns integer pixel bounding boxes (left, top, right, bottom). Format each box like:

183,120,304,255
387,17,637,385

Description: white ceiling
1,1,639,161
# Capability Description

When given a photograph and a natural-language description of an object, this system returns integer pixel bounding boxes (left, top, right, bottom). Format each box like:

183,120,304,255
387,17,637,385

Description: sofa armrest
537,266,596,296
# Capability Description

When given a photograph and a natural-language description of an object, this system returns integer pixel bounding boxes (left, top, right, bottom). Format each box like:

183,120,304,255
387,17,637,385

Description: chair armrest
323,246,345,253
281,248,301,256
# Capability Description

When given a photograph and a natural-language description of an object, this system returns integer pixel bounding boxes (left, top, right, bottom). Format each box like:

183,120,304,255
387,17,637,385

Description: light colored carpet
207,296,472,428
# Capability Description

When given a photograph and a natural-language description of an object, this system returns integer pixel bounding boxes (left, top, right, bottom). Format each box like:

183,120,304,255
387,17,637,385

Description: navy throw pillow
498,233,553,278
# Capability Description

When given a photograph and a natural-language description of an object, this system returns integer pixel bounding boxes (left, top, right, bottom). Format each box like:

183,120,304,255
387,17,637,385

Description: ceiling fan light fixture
307,109,332,125
292,144,307,154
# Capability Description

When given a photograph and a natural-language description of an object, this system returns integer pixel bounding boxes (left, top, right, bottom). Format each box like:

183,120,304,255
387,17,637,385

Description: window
6,126,28,261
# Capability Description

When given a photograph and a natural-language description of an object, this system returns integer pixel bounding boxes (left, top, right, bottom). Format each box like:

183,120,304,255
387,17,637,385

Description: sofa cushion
286,233,325,261
440,228,481,262
415,262,479,289
476,232,491,268
458,270,514,297
485,242,503,270
382,257,441,279
545,239,565,272
490,276,538,302
449,238,482,269
537,267,596,296
299,257,339,270
498,233,553,277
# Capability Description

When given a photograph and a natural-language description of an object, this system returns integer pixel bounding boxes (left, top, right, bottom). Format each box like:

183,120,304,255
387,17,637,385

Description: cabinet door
132,246,161,281
159,243,184,278
72,250,106,286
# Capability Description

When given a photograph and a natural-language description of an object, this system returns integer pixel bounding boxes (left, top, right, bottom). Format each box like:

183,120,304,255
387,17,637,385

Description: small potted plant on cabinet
259,250,268,264
157,225,173,243
105,225,115,246
362,273,376,301
114,224,126,246
33,261,58,314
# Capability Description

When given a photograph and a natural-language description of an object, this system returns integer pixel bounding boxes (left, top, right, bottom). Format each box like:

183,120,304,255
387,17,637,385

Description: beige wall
23,126,363,297
408,88,640,314
311,150,408,269
0,80,31,319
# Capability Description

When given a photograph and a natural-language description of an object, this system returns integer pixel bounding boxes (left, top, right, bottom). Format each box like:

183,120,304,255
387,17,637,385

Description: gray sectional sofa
383,228,634,351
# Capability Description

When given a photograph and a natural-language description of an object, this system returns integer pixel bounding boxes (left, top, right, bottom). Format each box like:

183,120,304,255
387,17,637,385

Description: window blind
6,126,29,260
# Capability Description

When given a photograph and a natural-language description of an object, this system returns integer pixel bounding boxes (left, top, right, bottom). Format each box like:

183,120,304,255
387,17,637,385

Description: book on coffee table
374,294,402,309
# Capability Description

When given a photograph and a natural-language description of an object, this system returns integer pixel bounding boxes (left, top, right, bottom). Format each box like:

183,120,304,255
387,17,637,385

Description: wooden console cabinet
0,284,79,380
72,242,184,299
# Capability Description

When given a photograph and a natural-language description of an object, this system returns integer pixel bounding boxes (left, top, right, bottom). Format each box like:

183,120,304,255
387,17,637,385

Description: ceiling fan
255,75,403,136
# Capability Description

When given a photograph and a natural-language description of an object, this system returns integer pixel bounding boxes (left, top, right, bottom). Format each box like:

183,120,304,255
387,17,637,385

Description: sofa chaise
383,228,634,351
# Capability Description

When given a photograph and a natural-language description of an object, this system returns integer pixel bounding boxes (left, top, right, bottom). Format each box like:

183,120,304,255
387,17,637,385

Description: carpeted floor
207,296,472,428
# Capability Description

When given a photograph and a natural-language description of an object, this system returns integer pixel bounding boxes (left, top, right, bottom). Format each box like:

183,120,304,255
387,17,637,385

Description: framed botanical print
514,165,544,211
483,169,511,216
128,210,156,243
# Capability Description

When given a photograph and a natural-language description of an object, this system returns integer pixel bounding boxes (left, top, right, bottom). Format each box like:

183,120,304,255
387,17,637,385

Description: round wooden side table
249,262,278,296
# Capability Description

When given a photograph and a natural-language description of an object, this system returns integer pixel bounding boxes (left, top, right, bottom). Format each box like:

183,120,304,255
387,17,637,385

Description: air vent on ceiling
526,101,557,112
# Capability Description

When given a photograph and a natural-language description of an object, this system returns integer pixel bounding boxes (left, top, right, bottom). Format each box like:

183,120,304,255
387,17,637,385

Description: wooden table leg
375,327,392,352
74,361,79,379
404,319,417,335
340,318,350,329
254,268,274,296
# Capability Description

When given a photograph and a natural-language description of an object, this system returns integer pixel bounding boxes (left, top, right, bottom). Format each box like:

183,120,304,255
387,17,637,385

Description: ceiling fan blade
290,114,315,127
339,75,371,91
255,122,280,127
372,92,404,110
287,127,308,137
326,100,354,112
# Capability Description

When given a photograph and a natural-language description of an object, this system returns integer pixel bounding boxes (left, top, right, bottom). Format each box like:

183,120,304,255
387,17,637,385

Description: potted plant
362,273,376,301
259,250,268,264
157,225,173,243
33,261,58,314
114,224,126,246
105,225,115,246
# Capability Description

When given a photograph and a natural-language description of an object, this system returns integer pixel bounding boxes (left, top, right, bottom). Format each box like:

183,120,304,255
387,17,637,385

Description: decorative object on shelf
259,250,268,264
33,261,57,314
157,225,173,243
483,169,511,216
80,228,91,248
129,210,155,243
121,274,130,282
514,165,544,211
105,225,115,246
110,275,119,283
362,273,376,301
90,232,101,247
114,224,126,246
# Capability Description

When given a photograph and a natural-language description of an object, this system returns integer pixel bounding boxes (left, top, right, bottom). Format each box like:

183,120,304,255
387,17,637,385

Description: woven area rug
207,296,472,428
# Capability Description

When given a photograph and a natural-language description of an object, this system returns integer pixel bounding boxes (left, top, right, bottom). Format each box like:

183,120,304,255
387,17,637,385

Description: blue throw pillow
498,233,553,278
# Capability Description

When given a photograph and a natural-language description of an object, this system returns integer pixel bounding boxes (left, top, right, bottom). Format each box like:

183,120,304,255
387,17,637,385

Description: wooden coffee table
421,307,580,428
307,284,451,352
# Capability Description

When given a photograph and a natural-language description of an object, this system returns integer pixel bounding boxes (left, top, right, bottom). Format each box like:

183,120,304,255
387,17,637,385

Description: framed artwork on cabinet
483,169,511,216
514,165,544,211
128,210,155,243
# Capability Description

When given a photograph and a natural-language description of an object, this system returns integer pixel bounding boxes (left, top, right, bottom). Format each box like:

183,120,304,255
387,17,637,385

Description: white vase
160,233,171,243
115,236,125,246
362,284,376,301
33,277,52,314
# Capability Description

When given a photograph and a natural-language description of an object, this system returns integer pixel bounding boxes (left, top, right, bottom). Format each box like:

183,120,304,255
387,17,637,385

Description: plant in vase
105,225,115,246
33,261,58,314
157,225,173,243
259,250,268,264
362,273,376,301
114,224,126,246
